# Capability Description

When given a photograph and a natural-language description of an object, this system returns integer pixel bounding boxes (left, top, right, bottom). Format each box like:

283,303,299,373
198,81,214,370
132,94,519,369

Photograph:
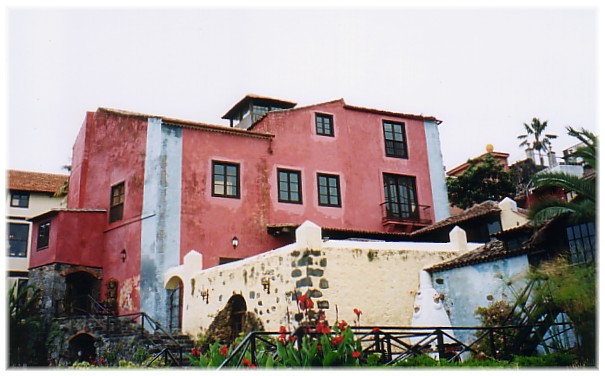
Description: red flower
331,335,344,346
353,308,362,317
317,344,322,352
279,325,288,334
242,358,256,368
191,348,201,357
352,351,362,359
298,294,314,309
372,327,381,333
221,346,229,357
290,335,297,343
338,320,348,331
315,321,331,335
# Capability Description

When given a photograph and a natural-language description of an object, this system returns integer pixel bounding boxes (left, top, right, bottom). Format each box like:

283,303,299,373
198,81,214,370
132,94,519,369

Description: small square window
317,173,341,207
212,161,240,199
109,182,125,223
383,121,408,158
10,192,30,208
37,221,51,250
278,169,302,204
315,113,334,137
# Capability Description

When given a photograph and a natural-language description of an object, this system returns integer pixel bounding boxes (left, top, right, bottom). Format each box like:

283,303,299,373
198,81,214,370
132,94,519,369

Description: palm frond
531,172,595,202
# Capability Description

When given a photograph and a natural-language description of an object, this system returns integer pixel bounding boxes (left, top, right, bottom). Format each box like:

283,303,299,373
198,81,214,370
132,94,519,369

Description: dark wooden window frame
566,222,596,264
8,222,29,257
317,173,341,207
109,182,125,223
10,191,30,208
37,221,51,250
212,161,241,199
383,120,409,159
315,113,334,137
278,169,303,204
383,173,418,220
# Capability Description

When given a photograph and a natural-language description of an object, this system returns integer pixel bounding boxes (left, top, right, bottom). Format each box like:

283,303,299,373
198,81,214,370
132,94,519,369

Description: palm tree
518,118,558,166
528,127,597,224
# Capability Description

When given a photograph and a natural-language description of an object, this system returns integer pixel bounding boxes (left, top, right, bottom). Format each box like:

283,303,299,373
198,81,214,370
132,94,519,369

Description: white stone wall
165,222,482,338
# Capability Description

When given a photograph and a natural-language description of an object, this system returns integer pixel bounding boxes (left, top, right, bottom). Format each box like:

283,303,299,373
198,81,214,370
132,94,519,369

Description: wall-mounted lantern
201,289,209,304
232,236,239,249
120,249,127,263
261,277,271,294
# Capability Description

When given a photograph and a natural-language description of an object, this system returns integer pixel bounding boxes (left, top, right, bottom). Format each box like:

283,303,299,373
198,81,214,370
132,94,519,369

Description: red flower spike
338,320,348,331
353,308,362,317
352,351,362,359
372,327,380,333
221,346,229,357
332,335,344,346
279,325,288,334
242,358,256,368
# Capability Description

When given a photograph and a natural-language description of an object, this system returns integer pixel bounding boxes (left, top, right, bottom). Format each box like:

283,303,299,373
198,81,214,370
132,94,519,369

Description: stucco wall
166,222,482,338
430,254,530,344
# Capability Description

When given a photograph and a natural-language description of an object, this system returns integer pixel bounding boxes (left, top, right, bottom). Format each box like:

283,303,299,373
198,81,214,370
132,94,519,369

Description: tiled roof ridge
7,169,69,193
97,107,274,139
412,200,501,235
424,239,528,272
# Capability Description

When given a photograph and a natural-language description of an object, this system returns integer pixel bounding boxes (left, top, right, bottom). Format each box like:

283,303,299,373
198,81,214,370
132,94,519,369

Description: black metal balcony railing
381,202,432,225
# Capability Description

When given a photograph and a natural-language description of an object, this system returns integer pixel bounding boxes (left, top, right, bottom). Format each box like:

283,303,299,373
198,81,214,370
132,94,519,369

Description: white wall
165,221,482,337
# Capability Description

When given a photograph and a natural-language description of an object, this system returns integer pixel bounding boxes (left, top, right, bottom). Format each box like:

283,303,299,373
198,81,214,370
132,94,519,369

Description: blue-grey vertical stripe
423,120,450,222
140,118,183,327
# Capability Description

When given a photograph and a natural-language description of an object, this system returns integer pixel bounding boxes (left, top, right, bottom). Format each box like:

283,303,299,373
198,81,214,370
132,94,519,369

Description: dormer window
315,113,334,137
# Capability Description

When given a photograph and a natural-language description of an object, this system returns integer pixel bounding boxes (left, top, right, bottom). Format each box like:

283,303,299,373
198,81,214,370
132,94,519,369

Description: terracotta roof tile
7,170,69,193
412,201,501,236
424,240,529,272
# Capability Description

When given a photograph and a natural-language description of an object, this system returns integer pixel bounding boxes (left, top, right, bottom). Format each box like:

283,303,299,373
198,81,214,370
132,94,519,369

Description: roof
343,103,441,124
411,201,502,236
221,94,297,119
247,98,441,131
424,240,529,272
98,108,274,140
267,223,412,240
7,170,69,193
29,208,107,222
446,151,510,176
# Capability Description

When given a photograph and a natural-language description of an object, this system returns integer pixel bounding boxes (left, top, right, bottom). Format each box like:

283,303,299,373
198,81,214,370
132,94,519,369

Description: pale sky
3,2,600,175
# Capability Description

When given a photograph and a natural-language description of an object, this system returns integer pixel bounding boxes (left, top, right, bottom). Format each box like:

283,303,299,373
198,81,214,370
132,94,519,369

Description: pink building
28,95,450,329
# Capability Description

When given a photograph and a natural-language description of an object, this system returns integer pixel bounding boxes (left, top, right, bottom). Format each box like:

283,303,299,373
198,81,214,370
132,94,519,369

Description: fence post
489,330,497,359
436,329,446,360
251,333,257,366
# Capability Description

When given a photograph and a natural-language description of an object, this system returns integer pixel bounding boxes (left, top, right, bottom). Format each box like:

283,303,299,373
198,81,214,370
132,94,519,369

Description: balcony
381,202,432,230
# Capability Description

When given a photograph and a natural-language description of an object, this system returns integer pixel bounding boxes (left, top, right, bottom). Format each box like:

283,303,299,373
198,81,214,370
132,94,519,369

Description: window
566,222,595,264
10,192,30,208
8,223,29,257
109,182,125,223
383,121,408,158
278,169,302,204
37,221,51,250
317,174,341,207
383,173,418,220
315,113,334,137
212,161,240,198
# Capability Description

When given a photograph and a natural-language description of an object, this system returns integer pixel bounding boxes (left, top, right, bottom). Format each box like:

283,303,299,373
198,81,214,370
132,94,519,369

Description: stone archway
68,332,96,363
64,271,100,315
200,294,264,349
228,295,247,341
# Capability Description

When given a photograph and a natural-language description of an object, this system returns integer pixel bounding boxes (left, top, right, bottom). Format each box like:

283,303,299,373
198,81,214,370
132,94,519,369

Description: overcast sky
4,4,599,175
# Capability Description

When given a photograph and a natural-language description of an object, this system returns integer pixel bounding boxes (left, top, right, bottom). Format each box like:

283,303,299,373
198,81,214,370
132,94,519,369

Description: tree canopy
446,154,516,209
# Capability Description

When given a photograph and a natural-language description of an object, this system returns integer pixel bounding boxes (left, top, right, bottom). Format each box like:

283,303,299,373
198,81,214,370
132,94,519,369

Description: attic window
315,113,334,137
